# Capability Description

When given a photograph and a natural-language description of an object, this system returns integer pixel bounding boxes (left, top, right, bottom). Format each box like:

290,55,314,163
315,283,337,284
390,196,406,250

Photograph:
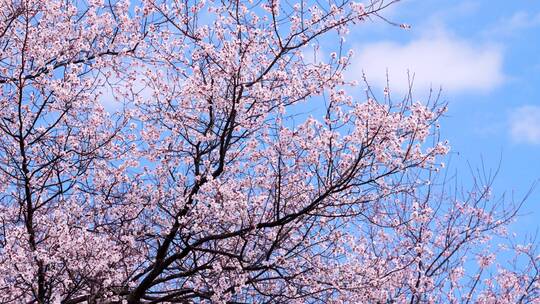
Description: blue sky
344,0,540,234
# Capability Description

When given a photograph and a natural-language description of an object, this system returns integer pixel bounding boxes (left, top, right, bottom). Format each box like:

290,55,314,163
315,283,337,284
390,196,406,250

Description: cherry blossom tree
0,0,538,303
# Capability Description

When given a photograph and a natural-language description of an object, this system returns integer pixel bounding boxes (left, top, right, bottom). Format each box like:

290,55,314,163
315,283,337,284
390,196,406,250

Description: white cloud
348,32,505,95
97,66,154,113
487,11,540,37
301,44,326,65
505,11,540,29
509,105,540,145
